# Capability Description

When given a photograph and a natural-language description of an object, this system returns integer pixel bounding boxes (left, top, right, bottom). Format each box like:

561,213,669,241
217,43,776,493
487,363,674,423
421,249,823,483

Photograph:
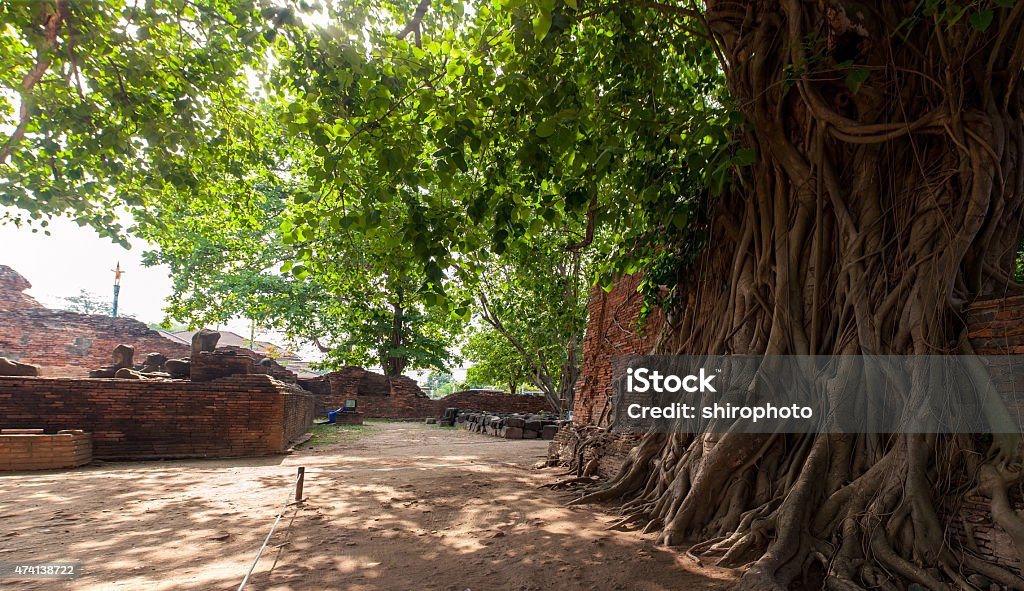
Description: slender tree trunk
572,3,1024,589
387,286,407,376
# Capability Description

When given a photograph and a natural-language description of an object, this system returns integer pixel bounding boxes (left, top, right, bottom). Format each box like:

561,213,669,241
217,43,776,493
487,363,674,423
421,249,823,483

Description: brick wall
0,374,312,460
0,429,92,471
0,265,39,311
300,367,551,419
0,308,192,377
572,273,663,427
283,388,315,443
299,366,423,415
436,389,553,415
962,295,1024,573
0,265,191,376
967,294,1024,354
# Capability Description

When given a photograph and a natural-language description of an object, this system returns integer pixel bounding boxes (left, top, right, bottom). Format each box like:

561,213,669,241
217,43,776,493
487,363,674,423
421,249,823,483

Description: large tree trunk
572,2,1024,589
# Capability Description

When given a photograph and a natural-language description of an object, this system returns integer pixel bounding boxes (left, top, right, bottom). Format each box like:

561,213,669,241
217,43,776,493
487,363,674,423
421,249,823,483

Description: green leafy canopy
2,0,746,382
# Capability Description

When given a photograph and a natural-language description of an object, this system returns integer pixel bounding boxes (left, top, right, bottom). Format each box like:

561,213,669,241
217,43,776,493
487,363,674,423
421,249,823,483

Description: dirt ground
0,421,735,590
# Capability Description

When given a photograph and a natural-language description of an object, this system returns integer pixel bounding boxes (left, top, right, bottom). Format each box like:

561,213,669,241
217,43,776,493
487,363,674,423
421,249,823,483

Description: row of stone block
447,410,563,440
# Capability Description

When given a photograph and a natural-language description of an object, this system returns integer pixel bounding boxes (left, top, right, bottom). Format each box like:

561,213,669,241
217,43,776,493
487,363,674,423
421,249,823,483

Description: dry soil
0,421,735,590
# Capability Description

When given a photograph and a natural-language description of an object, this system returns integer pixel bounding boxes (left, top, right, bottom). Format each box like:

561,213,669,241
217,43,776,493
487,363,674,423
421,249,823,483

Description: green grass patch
298,422,374,449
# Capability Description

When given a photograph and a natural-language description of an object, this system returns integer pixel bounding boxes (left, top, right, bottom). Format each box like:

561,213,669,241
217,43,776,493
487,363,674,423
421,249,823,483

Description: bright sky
0,212,253,336
0,215,171,320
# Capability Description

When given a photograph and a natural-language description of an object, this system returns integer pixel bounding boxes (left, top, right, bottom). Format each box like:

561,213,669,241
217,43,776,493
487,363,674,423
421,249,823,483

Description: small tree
463,327,529,395
424,371,453,396
60,289,113,316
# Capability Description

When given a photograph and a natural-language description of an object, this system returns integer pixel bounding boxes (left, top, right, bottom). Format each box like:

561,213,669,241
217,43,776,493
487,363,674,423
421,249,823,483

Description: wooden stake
295,467,305,503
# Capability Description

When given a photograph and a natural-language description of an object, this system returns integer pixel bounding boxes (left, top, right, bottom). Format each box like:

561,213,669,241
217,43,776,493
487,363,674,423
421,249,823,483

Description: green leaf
845,67,870,94
533,11,552,41
535,119,558,138
733,148,756,167
969,10,994,32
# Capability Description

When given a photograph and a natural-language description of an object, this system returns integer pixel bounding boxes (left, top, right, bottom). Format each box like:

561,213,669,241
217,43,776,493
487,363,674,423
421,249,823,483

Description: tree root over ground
563,1,1024,589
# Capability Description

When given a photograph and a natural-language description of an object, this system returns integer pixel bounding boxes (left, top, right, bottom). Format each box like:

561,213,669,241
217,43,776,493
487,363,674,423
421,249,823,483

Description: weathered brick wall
299,366,425,416
0,265,40,311
0,374,311,459
0,429,92,471
0,265,191,376
550,274,662,476
961,295,1024,573
0,309,191,377
283,388,315,443
436,390,552,415
300,367,551,419
967,294,1024,353
572,273,664,427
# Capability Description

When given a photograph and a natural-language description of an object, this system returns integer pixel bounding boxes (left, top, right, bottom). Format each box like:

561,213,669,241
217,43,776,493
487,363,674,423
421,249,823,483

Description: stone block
191,329,221,355
503,426,524,439
0,357,39,376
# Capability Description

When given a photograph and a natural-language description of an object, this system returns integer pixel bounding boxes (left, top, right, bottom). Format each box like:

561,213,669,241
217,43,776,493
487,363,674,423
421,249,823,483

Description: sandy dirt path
0,421,734,590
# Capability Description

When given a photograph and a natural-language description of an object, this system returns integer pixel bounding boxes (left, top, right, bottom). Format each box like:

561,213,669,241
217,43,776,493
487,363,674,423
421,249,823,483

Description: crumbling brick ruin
0,327,315,465
0,265,190,376
0,374,312,460
0,263,554,469
299,367,552,418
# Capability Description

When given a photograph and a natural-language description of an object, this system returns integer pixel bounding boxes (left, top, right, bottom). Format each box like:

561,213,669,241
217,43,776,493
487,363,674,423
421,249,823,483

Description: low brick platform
0,375,314,460
335,412,364,426
0,429,92,471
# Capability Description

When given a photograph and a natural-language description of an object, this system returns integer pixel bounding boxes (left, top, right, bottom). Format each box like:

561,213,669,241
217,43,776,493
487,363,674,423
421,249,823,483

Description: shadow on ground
0,422,734,591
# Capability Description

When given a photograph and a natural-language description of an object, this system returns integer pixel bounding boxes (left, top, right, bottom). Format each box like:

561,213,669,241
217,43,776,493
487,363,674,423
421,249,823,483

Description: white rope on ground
237,468,304,591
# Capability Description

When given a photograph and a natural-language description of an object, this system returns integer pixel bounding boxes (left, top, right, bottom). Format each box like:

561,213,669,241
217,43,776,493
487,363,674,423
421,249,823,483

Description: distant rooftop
170,329,320,378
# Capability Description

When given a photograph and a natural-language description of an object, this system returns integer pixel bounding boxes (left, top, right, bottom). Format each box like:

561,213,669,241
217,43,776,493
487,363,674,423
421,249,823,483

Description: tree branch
397,0,431,48
566,191,597,251
1,0,67,165
312,335,332,353
478,290,560,410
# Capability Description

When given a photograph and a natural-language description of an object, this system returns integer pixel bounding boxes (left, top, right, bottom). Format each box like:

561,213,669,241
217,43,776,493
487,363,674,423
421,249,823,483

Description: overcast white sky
0,215,171,320
0,213,257,336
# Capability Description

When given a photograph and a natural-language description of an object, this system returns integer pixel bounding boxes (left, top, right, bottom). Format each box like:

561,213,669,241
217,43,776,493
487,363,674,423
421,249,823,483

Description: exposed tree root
563,1,1024,589
541,476,600,489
